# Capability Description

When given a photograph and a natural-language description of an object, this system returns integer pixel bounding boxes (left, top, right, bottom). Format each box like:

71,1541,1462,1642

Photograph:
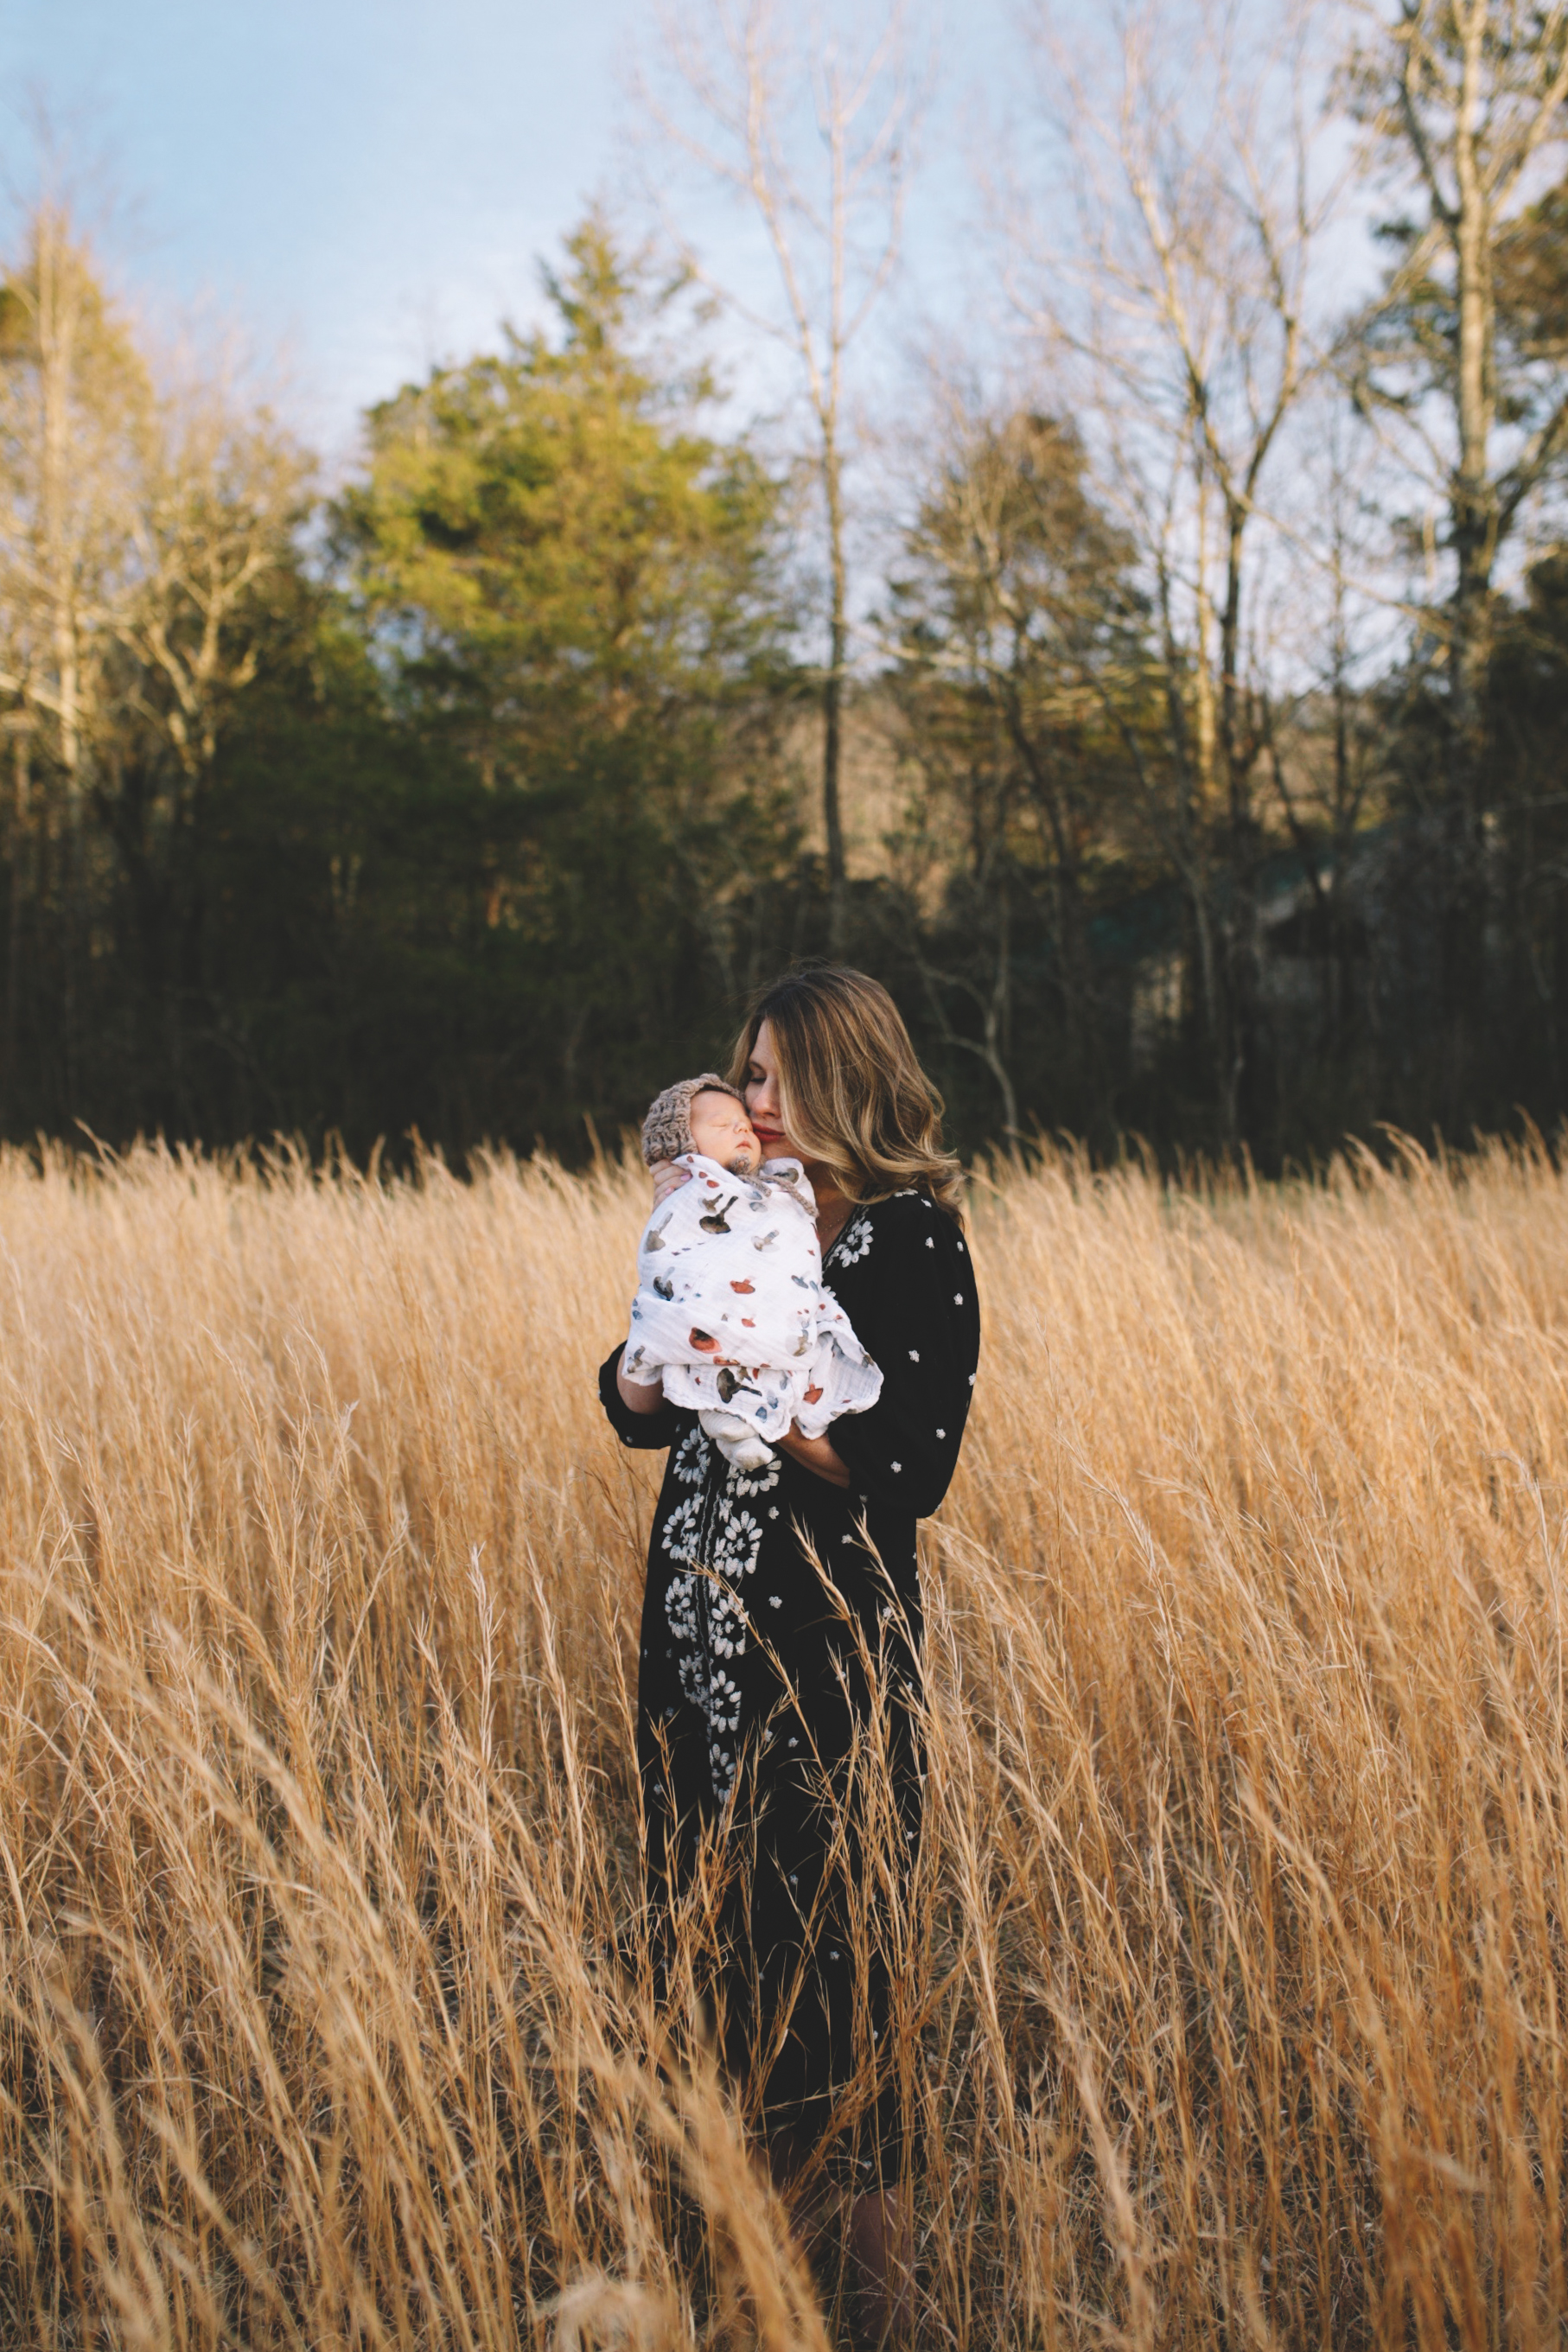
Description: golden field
1,1134,1566,2350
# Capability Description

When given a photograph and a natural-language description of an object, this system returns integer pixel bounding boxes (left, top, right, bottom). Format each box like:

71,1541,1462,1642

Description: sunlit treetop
338,211,793,747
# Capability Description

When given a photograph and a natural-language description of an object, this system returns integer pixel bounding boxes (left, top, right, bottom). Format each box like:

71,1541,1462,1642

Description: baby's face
688,1090,762,1176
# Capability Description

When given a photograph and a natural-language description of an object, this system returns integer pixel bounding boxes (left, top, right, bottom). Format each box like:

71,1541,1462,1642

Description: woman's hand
650,1160,691,1208
616,1352,667,1416
775,1425,852,1488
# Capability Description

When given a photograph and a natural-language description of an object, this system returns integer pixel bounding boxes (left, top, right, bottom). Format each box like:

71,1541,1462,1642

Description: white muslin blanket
621,1153,883,1440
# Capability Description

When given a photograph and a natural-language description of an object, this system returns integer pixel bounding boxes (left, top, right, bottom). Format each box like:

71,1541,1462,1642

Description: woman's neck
808,1169,852,1251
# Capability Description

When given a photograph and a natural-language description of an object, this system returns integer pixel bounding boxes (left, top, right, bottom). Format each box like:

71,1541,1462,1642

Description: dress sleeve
827,1195,981,1518
598,1343,683,1451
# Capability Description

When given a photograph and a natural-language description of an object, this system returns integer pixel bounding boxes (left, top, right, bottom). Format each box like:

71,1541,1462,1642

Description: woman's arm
774,1425,852,1488
825,1195,981,1517
600,1343,682,1448
616,1357,668,1415
605,1159,695,1424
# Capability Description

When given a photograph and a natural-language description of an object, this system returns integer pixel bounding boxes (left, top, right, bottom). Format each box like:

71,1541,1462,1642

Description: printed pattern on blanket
621,1153,883,1439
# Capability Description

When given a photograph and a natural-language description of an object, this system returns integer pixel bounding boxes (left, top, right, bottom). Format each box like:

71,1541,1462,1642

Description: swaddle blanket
621,1154,883,1441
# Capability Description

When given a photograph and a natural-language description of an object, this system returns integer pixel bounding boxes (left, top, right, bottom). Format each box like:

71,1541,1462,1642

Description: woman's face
743,1021,802,1163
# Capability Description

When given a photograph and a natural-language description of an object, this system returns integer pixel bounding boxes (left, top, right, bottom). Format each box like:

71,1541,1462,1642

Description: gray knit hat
641,1073,747,1166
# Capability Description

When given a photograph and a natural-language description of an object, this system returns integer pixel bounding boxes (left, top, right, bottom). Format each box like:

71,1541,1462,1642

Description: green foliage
340,214,790,748
0,212,810,1155
888,411,1151,890
9,200,1568,1171
882,408,1164,1144
282,214,804,1148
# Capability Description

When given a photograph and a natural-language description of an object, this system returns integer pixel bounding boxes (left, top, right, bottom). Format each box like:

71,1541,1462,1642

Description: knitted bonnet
641,1073,747,1167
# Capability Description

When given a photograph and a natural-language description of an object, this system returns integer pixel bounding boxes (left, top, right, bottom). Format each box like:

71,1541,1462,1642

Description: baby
620,1073,882,1471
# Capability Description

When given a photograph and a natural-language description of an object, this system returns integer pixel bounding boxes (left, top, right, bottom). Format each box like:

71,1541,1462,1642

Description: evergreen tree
329,214,801,1144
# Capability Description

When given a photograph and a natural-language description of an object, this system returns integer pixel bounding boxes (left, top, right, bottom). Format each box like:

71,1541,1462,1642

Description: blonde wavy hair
728,965,966,1223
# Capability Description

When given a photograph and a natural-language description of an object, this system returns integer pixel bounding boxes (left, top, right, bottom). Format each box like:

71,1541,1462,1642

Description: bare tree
1263,412,1391,1055
1346,0,1568,815
0,204,150,1098
638,0,926,948
0,204,309,1111
0,206,148,786
113,387,309,787
0,210,308,785
1003,0,1339,1143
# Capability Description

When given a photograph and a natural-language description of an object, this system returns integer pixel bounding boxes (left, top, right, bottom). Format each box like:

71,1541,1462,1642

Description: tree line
5,0,1568,1168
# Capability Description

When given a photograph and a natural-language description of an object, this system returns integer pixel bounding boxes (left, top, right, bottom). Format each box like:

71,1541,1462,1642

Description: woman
598,966,980,2338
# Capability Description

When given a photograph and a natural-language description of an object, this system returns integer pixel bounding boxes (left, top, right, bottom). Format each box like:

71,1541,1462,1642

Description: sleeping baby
620,1073,882,1471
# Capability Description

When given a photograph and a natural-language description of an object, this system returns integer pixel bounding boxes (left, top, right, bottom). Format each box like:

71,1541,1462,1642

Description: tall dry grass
0,1132,1565,2348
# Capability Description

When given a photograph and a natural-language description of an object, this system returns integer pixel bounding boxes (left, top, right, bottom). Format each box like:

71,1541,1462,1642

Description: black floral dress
598,1187,981,2181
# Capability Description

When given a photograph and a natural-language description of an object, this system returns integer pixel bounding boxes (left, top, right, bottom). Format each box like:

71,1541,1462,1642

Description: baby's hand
650,1160,692,1208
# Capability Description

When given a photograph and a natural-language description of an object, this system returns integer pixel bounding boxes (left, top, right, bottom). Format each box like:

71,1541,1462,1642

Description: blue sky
3,0,1016,468
2,0,650,458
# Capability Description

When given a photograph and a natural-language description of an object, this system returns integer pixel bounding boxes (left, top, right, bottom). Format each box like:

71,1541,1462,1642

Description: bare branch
634,0,930,933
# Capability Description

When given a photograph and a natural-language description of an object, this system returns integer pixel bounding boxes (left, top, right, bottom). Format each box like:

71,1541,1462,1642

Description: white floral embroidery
891,1460,902,1473
953,1291,964,1304
729,1453,781,1502
672,1426,710,1487
908,1349,920,1361
712,1502,764,1590
661,1493,703,1565
831,1212,874,1266
654,1438,777,1804
706,1665,743,1785
936,1427,946,1437
925,1236,934,1248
